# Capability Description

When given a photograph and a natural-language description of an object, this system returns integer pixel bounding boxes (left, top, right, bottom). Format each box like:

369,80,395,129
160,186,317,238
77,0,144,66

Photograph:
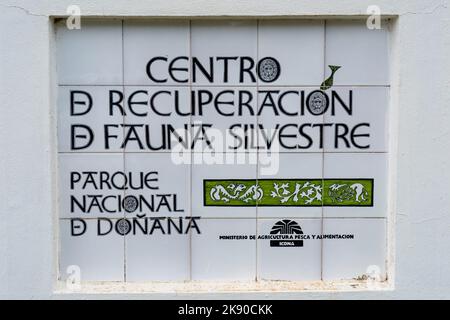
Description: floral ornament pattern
209,183,264,204
270,182,322,204
204,179,373,207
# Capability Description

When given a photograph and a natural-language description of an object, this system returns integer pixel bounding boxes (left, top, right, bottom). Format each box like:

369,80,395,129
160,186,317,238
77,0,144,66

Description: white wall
0,0,449,299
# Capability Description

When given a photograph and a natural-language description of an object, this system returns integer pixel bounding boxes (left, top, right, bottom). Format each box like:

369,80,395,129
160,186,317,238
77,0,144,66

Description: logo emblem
270,219,303,247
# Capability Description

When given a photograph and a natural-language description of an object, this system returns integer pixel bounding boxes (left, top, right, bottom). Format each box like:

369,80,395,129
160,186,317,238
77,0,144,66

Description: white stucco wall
0,0,449,299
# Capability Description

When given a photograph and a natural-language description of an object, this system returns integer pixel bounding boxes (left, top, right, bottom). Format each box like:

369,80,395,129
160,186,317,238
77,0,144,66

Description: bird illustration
320,65,341,90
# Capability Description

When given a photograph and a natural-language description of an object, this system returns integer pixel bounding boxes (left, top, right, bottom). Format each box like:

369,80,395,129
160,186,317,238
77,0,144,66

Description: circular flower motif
116,218,131,235
258,57,281,82
123,195,138,213
307,90,329,115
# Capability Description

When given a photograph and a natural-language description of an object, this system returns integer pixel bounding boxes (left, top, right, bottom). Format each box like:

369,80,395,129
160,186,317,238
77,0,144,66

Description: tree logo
270,219,304,247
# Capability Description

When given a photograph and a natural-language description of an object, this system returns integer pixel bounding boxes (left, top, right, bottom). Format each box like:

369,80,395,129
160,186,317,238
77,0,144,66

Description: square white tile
191,218,256,280
124,153,190,218
59,219,124,281
257,87,325,153
325,20,389,86
322,218,387,281
258,153,323,218
258,20,324,85
191,20,257,86
191,86,257,153
57,86,124,152
192,155,257,218
123,20,190,85
123,86,191,152
323,153,388,217
56,19,123,85
324,87,389,152
125,218,190,281
257,218,322,281
58,153,125,218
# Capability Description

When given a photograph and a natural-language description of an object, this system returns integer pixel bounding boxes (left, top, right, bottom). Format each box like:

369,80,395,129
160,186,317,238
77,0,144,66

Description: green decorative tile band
204,179,373,207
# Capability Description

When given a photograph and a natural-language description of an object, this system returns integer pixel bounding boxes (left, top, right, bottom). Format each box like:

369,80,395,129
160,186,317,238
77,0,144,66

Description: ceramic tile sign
57,20,389,283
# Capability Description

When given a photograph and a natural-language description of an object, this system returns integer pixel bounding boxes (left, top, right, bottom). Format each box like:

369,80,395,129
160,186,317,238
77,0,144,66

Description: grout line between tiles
58,151,390,154
59,217,388,220
255,18,260,282
320,19,326,282
58,151,390,155
188,19,193,282
58,84,392,88
121,19,127,283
